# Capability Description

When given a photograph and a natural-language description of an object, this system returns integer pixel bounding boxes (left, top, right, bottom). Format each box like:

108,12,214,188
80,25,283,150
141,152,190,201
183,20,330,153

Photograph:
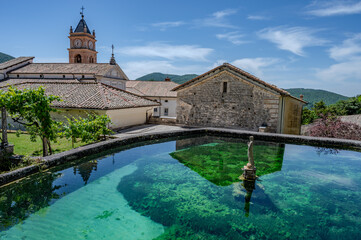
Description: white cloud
258,26,326,56
121,61,204,80
329,33,361,61
213,9,237,19
216,32,246,45
247,15,269,20
231,57,280,77
317,59,361,81
307,1,361,17
118,43,214,61
151,21,185,31
194,9,238,28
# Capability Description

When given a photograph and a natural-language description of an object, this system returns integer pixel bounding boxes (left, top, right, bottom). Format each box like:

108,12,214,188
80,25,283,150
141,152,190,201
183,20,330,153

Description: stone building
173,63,306,134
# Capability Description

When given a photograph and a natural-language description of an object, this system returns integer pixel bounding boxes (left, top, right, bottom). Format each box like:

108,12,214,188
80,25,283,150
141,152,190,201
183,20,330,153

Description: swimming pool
1,136,361,239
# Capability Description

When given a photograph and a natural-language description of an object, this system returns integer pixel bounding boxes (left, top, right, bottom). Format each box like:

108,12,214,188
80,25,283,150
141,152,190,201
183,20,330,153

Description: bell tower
68,7,97,63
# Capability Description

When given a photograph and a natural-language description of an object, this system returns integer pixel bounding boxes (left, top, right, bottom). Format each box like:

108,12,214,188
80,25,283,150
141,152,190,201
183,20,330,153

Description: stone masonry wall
176,71,281,132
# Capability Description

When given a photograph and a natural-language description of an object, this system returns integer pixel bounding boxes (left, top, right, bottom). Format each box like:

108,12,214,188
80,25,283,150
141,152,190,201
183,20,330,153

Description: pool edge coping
1,127,360,187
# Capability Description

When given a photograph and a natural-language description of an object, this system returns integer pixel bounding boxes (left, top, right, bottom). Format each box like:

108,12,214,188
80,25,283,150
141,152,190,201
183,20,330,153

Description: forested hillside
136,72,198,84
0,52,14,63
285,88,349,107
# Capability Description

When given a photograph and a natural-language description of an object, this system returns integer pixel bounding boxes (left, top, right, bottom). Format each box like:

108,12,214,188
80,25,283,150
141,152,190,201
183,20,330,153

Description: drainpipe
279,96,285,134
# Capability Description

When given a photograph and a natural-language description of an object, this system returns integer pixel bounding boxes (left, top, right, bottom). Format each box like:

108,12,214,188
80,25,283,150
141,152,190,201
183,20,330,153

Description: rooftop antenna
80,6,85,19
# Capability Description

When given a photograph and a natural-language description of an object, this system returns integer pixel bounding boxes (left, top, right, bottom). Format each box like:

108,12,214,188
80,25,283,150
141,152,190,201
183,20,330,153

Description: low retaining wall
1,127,361,187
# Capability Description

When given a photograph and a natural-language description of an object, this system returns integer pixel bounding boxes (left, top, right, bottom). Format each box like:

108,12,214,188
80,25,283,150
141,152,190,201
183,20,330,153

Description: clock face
74,39,82,48
89,41,94,49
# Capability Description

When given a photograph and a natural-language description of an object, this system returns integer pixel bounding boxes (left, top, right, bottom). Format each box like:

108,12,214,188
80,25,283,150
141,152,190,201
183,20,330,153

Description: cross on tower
80,6,85,18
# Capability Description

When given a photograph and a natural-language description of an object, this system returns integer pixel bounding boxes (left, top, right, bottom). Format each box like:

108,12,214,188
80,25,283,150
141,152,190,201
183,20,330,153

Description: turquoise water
1,136,361,239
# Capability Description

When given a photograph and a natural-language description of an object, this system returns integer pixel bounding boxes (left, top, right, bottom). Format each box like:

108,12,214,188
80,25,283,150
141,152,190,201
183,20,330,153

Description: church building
0,10,159,130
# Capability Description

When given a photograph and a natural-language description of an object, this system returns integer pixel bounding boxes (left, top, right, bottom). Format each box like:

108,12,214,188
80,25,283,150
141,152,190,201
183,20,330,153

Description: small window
165,100,168,103
82,75,85,79
40,74,44,78
222,82,228,93
164,108,169,116
63,75,66,78
154,108,158,112
17,74,19,78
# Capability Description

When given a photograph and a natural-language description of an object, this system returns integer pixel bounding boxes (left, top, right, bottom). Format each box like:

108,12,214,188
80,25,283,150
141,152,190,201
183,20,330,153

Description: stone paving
113,124,190,138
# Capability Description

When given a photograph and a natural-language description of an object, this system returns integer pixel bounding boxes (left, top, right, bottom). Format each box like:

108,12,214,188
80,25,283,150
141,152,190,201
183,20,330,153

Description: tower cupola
68,6,97,63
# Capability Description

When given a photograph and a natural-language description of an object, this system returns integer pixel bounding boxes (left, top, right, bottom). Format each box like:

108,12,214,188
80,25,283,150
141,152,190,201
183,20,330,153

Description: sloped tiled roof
0,57,34,70
0,81,159,110
126,80,179,97
0,78,79,88
10,63,114,75
74,18,91,34
173,63,290,96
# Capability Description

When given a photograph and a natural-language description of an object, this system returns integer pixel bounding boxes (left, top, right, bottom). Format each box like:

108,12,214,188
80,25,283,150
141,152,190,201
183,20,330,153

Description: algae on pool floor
170,140,285,186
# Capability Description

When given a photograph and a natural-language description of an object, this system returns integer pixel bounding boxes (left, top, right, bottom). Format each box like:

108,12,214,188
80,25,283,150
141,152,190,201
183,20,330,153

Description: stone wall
176,71,281,132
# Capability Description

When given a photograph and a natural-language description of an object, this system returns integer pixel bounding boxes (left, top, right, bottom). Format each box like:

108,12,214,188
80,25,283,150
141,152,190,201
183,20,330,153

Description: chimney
93,30,96,37
300,94,304,100
165,77,171,82
70,26,73,33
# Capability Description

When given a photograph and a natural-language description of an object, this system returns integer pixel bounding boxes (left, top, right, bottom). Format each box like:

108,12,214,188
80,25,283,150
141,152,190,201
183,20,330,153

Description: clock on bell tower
68,7,97,63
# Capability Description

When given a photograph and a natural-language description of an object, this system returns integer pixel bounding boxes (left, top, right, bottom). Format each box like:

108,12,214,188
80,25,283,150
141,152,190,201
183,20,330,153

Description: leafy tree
301,107,317,125
0,86,61,156
312,100,327,117
60,114,113,147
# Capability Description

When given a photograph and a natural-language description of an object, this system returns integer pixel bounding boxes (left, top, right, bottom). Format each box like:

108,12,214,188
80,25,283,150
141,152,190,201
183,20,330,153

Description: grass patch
8,133,88,156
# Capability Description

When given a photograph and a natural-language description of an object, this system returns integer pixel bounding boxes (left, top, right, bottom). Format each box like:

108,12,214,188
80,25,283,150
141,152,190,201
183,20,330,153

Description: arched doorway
90,57,94,63
75,54,82,63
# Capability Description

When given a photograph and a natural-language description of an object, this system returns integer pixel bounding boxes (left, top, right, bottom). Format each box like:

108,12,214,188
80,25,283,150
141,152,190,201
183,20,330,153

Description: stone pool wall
1,127,361,187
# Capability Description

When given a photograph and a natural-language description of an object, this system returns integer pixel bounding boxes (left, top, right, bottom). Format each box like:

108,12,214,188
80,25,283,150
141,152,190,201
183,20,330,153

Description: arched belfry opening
75,54,82,63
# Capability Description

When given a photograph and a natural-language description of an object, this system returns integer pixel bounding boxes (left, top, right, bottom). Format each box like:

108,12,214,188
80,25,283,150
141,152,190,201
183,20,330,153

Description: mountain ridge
0,52,15,64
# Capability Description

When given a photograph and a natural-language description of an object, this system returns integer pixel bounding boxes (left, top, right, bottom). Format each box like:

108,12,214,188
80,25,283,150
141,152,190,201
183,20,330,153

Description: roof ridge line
98,83,109,109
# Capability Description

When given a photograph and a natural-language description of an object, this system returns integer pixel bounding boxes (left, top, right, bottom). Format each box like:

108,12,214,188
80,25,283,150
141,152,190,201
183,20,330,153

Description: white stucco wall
148,97,177,118
54,107,153,129
106,107,153,129
4,107,153,131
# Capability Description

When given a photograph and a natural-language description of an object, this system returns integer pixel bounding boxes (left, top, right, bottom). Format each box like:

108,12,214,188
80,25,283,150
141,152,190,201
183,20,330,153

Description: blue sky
1,0,361,96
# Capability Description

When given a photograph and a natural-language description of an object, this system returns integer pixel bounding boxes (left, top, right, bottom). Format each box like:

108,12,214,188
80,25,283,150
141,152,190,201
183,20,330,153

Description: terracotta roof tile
0,81,159,110
0,57,34,70
10,63,115,75
126,80,178,97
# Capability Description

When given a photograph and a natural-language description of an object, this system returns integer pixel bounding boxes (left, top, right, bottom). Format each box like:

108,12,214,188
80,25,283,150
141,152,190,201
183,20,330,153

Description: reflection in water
316,147,340,155
171,137,285,217
0,172,62,231
242,180,256,217
171,137,285,186
73,160,98,185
